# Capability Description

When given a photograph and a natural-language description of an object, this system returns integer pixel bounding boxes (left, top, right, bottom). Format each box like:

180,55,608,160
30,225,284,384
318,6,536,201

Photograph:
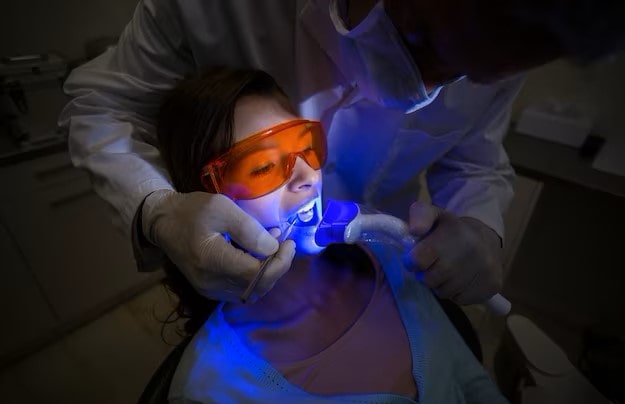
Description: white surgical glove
142,189,296,301
403,201,503,305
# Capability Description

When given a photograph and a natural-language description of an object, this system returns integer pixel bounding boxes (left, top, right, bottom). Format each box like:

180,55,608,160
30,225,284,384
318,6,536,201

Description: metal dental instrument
240,217,297,303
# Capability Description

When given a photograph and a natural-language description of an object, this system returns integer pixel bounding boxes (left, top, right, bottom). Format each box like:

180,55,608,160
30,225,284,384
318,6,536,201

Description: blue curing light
314,199,360,246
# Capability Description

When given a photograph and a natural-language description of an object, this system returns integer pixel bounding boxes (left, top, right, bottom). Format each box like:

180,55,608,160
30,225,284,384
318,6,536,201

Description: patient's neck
224,247,375,328
223,247,377,361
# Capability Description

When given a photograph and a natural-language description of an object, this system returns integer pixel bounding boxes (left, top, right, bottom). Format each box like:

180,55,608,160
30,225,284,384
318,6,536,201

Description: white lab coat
59,0,521,240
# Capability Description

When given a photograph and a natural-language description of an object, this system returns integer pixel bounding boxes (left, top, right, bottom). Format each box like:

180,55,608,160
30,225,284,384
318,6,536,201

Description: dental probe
240,218,297,303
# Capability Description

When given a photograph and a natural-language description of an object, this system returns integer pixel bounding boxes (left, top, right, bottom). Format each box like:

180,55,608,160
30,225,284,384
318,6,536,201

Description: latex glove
142,189,296,301
403,201,503,305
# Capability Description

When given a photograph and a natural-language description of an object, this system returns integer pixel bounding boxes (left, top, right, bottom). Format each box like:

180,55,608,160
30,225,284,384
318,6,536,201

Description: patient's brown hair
157,66,295,194
156,67,294,336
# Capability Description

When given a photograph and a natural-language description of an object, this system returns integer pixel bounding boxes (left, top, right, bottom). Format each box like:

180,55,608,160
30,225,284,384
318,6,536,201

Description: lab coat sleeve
58,0,193,235
426,78,524,240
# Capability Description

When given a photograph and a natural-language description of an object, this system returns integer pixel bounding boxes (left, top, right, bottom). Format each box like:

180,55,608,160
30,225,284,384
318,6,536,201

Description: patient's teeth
297,208,314,223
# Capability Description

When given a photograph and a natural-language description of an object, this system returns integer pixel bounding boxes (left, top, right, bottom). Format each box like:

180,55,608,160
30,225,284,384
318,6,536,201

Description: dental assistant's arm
405,77,523,305
59,0,190,230
59,0,294,301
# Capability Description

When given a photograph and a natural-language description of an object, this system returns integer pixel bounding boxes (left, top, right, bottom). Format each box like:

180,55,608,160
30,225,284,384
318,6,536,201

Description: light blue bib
169,242,508,404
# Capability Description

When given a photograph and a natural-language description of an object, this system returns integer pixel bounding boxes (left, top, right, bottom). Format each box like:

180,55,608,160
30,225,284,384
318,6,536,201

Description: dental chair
495,314,612,404
137,337,191,404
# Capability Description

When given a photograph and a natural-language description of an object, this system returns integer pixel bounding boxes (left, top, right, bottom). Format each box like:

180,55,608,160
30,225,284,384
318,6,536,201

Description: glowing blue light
314,199,359,246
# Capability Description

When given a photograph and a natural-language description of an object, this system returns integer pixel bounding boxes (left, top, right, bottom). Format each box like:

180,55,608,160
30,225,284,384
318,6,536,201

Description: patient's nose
288,156,320,192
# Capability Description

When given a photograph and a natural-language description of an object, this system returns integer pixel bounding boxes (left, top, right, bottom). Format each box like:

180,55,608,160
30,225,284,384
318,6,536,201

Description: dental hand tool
240,217,297,303
314,200,512,316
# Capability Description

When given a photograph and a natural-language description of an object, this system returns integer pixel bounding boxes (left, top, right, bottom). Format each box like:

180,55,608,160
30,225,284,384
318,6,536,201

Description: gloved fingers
403,237,439,272
197,233,262,286
452,271,502,305
408,201,443,238
433,271,470,300
267,227,282,238
450,274,486,305
420,260,452,290
253,240,297,297
412,259,471,301
209,195,279,257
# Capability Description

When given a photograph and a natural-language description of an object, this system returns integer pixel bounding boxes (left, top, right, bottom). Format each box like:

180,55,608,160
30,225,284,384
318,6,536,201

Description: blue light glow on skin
230,95,326,255
236,174,325,256
284,196,324,255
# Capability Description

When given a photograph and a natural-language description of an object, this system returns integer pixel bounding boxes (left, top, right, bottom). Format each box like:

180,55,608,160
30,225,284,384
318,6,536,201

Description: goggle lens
201,119,326,199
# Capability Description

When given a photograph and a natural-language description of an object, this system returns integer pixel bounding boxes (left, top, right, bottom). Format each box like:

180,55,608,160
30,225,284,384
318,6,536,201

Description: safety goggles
200,119,327,200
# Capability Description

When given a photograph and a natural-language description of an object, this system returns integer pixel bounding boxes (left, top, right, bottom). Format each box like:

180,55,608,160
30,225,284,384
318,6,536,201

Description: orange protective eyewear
200,119,327,200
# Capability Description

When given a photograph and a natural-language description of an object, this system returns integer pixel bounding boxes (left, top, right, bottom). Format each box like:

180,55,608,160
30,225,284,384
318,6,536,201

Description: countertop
504,132,625,199
0,135,68,168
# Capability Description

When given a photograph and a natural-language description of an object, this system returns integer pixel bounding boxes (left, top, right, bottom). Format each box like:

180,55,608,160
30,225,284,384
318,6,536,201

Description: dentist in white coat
59,0,625,304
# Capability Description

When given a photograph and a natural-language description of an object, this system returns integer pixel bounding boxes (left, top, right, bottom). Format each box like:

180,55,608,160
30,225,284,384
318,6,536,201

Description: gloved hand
142,189,296,301
403,201,503,305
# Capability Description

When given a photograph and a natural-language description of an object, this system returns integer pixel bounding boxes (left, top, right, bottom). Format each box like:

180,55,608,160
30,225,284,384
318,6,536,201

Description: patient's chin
291,225,324,255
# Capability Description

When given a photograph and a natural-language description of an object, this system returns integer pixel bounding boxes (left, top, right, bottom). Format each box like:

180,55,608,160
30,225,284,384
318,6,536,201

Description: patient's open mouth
296,199,317,223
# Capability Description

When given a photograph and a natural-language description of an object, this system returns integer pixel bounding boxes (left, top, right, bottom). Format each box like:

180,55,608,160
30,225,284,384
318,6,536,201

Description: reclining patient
156,66,508,403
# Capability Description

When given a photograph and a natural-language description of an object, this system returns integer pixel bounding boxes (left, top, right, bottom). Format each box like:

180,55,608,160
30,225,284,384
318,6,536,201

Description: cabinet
0,151,162,364
0,215,58,360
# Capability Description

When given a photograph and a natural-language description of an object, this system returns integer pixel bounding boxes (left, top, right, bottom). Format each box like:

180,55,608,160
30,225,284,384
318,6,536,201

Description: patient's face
232,95,324,254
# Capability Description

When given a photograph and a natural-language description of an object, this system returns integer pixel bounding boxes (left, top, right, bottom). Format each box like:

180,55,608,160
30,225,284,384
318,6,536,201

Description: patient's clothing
169,242,508,403
271,251,416,397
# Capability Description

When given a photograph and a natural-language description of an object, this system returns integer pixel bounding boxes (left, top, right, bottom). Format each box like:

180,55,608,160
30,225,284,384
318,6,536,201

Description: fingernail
258,234,279,254
268,227,281,238
419,245,438,269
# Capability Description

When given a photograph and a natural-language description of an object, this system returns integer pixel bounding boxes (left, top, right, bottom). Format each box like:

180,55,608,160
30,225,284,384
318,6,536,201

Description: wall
0,0,138,62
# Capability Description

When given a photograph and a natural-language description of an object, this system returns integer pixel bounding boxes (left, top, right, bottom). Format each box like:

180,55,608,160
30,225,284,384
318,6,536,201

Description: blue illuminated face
231,95,324,255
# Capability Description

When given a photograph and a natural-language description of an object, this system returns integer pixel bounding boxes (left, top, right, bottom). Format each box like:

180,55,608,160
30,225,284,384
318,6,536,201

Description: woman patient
156,66,507,403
